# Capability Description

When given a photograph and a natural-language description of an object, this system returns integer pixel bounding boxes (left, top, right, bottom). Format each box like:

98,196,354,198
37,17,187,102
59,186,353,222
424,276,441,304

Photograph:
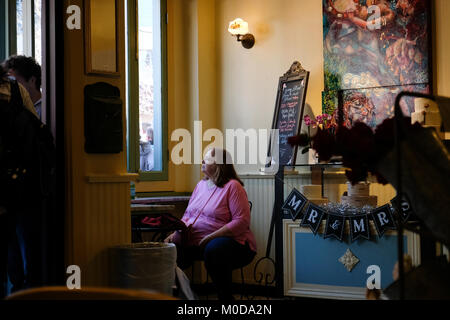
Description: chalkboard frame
266,61,310,168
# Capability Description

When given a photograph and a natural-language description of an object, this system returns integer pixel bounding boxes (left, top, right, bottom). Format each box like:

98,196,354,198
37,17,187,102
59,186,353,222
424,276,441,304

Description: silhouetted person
3,55,42,120
0,63,45,297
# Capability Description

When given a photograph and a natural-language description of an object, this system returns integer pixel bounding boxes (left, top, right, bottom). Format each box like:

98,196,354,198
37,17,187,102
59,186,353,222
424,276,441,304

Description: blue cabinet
283,220,420,299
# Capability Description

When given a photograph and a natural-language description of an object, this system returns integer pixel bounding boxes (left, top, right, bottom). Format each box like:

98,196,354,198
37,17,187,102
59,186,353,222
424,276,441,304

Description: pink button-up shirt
181,179,257,252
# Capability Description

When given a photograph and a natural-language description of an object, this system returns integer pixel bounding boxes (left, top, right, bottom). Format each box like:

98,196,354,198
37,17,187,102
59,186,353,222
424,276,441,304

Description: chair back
5,286,177,300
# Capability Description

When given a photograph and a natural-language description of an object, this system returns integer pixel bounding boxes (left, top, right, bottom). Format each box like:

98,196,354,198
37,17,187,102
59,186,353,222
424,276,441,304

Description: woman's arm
222,181,251,236
199,225,233,247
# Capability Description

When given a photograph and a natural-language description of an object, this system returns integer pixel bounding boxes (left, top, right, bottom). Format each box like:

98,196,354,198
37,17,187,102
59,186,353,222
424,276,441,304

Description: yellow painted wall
136,0,219,193
434,0,450,97
64,0,133,286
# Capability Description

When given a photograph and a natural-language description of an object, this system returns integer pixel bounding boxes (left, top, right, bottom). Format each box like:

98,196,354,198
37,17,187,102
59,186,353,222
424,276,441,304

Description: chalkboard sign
266,62,309,168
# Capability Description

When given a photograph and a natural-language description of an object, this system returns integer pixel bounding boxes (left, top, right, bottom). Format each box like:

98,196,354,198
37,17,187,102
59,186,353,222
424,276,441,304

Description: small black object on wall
84,82,123,153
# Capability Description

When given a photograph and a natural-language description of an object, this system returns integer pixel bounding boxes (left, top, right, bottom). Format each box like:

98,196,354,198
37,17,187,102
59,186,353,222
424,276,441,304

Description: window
33,0,41,64
127,0,168,181
15,0,41,63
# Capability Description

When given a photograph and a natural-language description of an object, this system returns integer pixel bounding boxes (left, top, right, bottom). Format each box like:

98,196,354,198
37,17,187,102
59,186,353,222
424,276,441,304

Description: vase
308,149,319,165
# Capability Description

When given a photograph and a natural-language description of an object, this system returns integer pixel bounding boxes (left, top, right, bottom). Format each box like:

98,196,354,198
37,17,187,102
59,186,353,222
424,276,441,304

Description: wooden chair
192,201,254,300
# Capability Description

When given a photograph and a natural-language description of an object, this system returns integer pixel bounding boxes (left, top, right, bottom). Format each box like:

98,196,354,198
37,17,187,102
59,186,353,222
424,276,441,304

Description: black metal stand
251,166,284,298
393,91,450,300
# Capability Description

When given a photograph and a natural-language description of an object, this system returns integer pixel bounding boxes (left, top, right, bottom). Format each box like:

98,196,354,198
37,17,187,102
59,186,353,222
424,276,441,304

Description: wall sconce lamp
228,18,255,49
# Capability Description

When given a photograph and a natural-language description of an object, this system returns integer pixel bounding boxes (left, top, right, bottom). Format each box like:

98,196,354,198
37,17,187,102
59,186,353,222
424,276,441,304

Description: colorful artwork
341,84,429,127
322,0,431,128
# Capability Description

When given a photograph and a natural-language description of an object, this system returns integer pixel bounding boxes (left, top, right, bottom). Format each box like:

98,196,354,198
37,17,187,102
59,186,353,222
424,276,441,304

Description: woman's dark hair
207,148,244,188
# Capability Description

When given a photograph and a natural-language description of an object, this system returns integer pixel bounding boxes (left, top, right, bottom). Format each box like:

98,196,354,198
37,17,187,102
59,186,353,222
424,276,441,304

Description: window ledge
86,173,139,184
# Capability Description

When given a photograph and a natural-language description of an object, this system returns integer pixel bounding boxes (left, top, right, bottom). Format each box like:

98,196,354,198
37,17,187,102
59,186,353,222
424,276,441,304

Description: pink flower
316,115,323,124
304,115,317,127
304,115,312,126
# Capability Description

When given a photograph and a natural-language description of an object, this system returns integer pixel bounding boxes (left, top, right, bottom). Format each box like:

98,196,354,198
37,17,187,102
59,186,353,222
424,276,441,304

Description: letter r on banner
308,210,318,223
377,211,389,226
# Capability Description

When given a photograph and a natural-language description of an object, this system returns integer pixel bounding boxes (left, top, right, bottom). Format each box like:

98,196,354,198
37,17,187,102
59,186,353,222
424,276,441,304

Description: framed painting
322,0,432,127
84,0,119,76
337,83,430,129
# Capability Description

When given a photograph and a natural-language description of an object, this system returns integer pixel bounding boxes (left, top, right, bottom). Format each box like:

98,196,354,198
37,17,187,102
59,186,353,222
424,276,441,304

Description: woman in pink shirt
166,148,256,300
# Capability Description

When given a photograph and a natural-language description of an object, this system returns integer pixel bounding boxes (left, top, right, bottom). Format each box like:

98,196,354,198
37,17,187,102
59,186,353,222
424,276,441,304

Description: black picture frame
266,61,310,169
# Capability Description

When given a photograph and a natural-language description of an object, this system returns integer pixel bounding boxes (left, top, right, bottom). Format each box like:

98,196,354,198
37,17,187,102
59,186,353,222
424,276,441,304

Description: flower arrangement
288,116,425,185
289,113,337,155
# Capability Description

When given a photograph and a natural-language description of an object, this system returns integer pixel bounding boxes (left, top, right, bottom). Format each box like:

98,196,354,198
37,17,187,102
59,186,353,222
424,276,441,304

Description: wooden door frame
41,0,65,285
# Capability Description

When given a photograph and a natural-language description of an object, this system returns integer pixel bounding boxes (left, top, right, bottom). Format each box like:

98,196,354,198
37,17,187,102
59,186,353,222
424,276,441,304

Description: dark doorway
1,0,65,296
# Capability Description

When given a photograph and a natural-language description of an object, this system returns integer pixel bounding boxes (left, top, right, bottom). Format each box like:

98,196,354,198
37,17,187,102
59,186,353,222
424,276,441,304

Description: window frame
126,0,169,181
0,1,7,60
1,0,16,59
1,0,38,61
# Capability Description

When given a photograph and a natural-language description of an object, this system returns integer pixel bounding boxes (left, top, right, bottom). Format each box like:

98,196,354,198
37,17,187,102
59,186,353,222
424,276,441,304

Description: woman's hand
199,234,213,248
164,232,175,243
199,225,234,248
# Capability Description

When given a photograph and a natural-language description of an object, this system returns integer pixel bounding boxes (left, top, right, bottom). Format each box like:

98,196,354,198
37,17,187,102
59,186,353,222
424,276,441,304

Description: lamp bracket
237,33,255,49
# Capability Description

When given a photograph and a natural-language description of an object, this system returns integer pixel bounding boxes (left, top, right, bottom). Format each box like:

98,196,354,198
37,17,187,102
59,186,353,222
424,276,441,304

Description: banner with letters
282,188,414,242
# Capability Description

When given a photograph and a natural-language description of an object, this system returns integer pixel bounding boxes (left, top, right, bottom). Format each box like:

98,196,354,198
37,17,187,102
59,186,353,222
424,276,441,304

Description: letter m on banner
349,215,370,242
282,188,308,221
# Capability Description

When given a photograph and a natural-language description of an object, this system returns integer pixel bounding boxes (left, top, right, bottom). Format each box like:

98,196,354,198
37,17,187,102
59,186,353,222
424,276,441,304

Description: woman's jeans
176,237,256,300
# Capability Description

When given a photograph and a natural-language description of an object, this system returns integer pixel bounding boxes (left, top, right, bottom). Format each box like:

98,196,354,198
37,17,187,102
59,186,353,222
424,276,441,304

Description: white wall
215,0,324,173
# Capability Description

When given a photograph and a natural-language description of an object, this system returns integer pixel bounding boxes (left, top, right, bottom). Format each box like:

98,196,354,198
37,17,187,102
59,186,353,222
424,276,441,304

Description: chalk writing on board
265,62,309,170
276,80,304,165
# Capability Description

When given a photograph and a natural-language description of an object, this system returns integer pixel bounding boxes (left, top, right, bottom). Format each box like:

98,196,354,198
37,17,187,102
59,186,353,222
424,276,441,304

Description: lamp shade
228,18,249,35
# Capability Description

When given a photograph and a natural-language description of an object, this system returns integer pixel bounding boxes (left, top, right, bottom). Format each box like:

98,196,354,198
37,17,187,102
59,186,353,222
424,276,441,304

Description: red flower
334,122,377,184
288,115,425,185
